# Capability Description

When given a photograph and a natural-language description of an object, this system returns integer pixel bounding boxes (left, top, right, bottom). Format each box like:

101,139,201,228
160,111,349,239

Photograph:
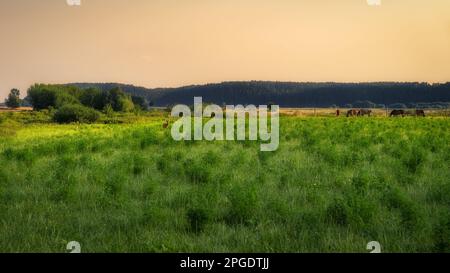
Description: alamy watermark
170,97,279,152
367,241,382,253
67,241,81,253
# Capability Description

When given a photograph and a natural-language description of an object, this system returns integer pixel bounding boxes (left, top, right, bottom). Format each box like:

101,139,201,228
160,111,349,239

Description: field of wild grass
0,112,449,252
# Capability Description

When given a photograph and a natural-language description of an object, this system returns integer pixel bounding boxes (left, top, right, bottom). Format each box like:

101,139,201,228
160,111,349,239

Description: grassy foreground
0,113,449,252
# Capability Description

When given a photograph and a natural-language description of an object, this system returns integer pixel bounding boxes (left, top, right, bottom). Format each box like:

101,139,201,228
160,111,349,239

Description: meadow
0,111,449,253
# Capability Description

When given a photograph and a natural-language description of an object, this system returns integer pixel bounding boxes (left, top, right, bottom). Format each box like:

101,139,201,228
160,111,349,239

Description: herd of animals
161,108,428,128
344,109,426,117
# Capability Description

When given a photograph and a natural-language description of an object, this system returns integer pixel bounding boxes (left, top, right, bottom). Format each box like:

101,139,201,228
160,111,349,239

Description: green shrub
53,104,100,123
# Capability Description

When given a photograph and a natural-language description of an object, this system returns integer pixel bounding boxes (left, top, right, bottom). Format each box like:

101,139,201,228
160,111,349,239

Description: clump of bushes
53,104,100,124
27,84,140,124
28,84,136,113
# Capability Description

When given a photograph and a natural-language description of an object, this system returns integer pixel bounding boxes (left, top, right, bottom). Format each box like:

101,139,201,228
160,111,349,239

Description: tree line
3,81,450,115
3,84,148,123
71,81,449,108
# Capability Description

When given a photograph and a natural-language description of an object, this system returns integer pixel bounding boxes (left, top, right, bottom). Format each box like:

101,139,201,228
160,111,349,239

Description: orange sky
1,0,449,99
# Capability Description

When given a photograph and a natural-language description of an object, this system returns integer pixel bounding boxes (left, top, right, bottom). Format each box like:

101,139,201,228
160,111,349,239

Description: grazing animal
390,110,405,117
358,109,372,117
416,110,426,117
163,120,169,129
347,109,358,117
336,109,340,117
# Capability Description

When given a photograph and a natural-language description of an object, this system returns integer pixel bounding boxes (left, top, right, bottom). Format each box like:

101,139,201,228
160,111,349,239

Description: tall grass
0,114,449,252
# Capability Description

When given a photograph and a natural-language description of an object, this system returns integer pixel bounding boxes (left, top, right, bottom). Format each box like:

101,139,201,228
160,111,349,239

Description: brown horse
390,110,405,117
347,109,358,117
358,109,372,117
415,110,426,117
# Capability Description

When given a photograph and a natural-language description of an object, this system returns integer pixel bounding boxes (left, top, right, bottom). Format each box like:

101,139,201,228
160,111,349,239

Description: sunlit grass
0,113,449,252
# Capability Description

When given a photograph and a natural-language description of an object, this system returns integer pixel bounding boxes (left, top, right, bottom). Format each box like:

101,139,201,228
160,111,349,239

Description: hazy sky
1,0,449,99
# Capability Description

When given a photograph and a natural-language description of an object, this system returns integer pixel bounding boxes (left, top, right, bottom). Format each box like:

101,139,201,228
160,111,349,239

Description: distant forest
70,81,450,108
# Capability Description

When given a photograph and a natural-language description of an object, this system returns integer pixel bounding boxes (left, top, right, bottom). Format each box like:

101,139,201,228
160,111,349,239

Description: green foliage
79,87,107,110
27,84,136,114
79,82,450,108
5,89,21,108
131,96,148,110
53,104,100,124
108,87,134,112
28,84,64,110
55,91,80,108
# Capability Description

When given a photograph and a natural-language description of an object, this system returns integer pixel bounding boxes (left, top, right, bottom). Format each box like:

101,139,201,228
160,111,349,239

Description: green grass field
0,112,449,253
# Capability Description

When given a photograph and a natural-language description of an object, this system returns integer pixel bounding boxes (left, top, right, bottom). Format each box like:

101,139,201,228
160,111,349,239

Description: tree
5,89,21,108
55,91,80,108
107,87,134,112
103,104,114,117
79,88,107,110
131,96,148,110
27,84,58,110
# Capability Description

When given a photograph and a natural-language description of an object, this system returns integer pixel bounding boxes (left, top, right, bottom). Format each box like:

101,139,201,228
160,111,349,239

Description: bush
53,104,100,124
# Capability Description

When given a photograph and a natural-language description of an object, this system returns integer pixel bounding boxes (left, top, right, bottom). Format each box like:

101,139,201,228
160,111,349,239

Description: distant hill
69,81,450,108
